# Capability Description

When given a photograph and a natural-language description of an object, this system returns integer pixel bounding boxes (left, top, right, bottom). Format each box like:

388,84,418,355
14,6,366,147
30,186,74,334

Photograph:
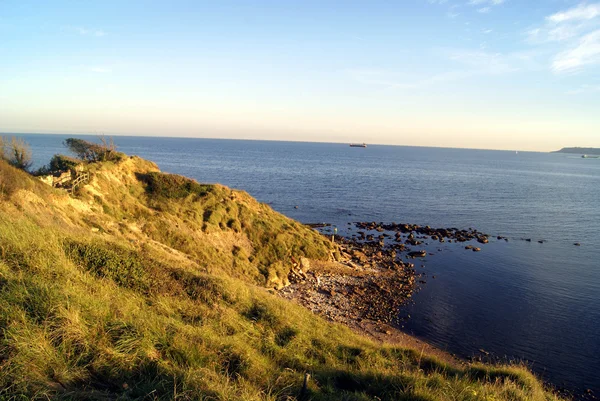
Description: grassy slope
0,157,565,401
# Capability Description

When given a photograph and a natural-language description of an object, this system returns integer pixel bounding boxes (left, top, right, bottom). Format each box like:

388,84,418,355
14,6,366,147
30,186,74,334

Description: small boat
349,143,367,148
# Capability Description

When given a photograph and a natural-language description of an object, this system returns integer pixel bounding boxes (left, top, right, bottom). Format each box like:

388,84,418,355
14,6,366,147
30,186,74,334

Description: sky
1,0,599,151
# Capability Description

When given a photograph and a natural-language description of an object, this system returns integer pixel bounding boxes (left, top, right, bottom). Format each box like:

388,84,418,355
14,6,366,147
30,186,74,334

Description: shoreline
278,253,463,367
277,224,482,367
278,224,590,400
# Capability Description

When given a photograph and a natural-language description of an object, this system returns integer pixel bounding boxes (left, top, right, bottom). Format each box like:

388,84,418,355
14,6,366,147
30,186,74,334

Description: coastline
278,253,463,367
276,226,485,368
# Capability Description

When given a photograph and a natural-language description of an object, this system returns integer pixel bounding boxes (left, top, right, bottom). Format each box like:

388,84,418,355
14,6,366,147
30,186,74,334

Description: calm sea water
20,133,600,397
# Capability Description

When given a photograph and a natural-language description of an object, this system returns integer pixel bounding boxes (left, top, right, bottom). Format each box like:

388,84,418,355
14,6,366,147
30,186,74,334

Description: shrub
1,136,33,171
137,172,213,199
63,239,148,292
64,137,123,163
34,154,83,176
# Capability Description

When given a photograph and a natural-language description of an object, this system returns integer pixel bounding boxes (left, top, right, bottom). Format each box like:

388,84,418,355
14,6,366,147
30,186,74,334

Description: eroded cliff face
3,155,334,287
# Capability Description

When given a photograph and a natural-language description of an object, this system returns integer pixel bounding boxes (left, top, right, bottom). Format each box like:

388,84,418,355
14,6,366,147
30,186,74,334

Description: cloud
547,3,600,23
445,49,519,73
527,4,600,44
345,48,524,91
468,0,504,4
64,26,107,37
552,29,600,72
525,3,600,74
468,0,505,12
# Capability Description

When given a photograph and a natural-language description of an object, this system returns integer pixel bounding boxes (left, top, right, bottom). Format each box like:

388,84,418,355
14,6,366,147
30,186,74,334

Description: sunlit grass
0,158,566,400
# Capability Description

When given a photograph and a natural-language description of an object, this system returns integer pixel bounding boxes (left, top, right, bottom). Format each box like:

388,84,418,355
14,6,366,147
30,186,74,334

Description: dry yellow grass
0,153,568,401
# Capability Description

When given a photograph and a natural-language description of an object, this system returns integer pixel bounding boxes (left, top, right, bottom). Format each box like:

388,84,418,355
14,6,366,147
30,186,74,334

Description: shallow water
22,134,600,396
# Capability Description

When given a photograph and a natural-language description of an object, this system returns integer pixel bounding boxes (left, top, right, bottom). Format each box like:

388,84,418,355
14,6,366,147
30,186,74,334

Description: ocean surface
20,134,600,397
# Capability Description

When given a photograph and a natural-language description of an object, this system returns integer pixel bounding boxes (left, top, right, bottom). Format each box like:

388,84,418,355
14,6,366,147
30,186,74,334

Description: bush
1,136,32,171
63,239,148,292
64,137,123,163
137,172,213,199
33,154,81,176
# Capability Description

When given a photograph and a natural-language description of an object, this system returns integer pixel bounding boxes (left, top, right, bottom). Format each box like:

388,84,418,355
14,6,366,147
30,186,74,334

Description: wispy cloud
64,26,107,37
444,48,519,73
526,2,600,74
552,29,600,72
345,48,524,90
427,0,504,18
468,0,505,5
468,0,505,13
547,3,600,23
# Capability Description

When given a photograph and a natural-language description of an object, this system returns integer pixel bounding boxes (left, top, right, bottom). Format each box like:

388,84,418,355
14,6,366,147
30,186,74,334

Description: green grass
0,158,567,401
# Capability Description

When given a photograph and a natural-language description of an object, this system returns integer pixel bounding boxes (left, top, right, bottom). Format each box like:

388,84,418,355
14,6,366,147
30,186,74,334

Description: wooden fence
67,172,90,194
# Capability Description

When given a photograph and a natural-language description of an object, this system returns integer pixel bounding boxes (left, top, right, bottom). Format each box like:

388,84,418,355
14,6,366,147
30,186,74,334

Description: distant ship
349,143,367,148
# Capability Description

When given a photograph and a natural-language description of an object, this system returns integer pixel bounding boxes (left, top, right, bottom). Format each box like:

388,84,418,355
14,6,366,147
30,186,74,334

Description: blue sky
1,0,599,150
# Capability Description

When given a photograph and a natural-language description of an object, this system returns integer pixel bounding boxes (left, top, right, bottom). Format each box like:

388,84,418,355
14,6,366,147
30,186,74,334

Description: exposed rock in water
408,250,427,258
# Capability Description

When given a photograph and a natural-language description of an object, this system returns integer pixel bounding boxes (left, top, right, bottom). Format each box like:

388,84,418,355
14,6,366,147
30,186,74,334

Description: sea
18,133,600,398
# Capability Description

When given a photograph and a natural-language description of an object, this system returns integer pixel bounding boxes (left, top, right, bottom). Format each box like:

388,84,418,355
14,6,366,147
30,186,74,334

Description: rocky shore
278,221,492,364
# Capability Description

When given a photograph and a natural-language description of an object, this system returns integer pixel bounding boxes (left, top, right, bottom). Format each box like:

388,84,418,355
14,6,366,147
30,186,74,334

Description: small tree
7,136,32,171
64,138,100,162
64,136,119,162
98,134,117,162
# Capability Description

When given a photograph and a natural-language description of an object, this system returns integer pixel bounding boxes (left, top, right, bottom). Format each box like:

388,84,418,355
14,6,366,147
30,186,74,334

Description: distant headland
554,147,600,155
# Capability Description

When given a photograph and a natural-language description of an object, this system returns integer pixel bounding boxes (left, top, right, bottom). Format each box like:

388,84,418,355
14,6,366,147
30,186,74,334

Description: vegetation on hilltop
0,135,33,171
554,147,600,155
0,142,567,400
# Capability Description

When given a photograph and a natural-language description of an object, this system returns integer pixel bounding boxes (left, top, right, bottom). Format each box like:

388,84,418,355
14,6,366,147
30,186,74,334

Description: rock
477,237,489,244
352,250,369,263
472,247,481,252
300,257,311,271
465,245,474,250
574,242,581,246
408,250,427,258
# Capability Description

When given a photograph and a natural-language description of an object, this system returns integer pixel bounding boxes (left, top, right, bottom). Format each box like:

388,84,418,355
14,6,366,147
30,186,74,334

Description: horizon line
0,130,580,154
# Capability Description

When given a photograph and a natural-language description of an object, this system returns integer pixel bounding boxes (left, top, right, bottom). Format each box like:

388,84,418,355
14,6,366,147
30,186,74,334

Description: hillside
554,147,600,155
0,150,566,400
